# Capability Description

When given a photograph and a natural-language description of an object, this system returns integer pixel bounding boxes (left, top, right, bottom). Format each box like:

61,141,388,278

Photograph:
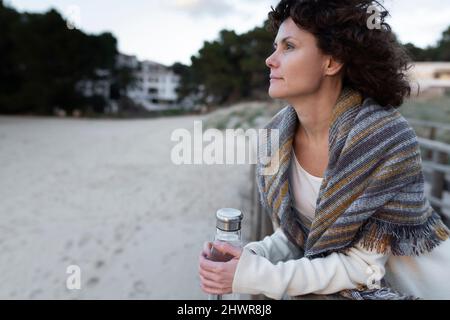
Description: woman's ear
324,56,344,76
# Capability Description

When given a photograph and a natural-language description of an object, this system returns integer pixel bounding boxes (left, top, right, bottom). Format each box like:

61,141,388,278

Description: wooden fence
407,119,450,226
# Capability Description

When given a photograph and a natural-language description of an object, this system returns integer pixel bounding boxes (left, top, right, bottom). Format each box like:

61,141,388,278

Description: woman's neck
288,81,342,144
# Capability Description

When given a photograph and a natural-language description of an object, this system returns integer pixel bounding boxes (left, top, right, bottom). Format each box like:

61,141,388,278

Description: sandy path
0,115,254,299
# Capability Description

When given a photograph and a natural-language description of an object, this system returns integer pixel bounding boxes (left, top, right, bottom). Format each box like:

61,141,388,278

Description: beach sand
0,115,254,299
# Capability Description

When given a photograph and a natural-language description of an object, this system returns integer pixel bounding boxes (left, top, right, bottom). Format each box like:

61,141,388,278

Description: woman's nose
265,52,278,69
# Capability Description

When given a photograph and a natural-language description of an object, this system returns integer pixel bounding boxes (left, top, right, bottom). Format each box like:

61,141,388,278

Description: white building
409,62,450,96
127,60,180,111
76,54,181,113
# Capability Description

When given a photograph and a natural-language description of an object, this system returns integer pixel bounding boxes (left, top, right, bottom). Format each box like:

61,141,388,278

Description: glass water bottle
207,208,243,300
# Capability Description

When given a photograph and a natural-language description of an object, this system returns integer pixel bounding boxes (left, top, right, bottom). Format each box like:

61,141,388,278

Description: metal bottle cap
215,208,243,231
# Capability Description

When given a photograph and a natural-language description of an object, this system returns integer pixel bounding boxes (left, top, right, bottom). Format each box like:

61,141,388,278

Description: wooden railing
407,119,450,226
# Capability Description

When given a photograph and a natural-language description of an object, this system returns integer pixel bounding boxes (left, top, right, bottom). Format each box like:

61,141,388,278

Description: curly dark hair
267,0,412,108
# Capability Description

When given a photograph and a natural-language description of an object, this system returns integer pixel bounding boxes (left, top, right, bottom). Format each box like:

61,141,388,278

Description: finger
203,241,212,252
201,248,211,258
212,241,242,258
201,241,212,258
199,274,223,290
200,282,221,295
199,253,223,272
199,266,220,282
201,284,232,295
200,281,231,295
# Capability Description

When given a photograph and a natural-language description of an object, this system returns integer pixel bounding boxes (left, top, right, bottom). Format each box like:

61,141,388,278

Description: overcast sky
6,0,450,66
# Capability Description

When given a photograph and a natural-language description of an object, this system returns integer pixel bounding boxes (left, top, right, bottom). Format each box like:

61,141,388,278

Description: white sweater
231,149,450,300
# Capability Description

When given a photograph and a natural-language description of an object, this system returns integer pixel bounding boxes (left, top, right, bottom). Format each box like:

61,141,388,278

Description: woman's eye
272,43,294,52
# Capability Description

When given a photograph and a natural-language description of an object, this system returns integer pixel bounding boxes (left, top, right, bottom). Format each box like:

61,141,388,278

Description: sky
5,0,450,66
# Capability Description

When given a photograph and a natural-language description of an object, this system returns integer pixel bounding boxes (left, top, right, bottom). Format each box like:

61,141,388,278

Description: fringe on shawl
339,286,419,300
354,210,450,256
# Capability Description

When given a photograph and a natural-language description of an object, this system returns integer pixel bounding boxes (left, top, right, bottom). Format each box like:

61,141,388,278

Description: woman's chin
268,89,285,99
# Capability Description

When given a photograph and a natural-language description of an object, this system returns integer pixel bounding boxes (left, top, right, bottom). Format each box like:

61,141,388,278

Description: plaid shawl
256,87,450,299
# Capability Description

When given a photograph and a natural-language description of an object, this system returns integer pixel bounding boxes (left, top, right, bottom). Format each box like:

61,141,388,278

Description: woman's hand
198,241,242,295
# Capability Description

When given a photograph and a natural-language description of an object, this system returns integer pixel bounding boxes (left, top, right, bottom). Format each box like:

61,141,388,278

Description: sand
0,115,254,299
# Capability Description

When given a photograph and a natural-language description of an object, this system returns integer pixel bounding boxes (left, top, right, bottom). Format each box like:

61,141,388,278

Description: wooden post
262,207,274,237
430,150,447,215
427,127,436,159
249,164,257,242
250,163,264,242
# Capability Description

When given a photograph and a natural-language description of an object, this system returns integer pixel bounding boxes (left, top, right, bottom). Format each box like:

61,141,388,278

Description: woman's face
266,17,329,100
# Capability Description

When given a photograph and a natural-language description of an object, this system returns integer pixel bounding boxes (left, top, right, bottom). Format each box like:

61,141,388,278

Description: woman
198,0,450,300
